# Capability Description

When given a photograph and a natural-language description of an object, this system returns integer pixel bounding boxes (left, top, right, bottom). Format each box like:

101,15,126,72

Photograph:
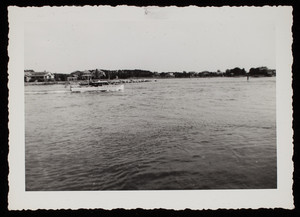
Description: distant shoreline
24,76,275,86
24,67,276,83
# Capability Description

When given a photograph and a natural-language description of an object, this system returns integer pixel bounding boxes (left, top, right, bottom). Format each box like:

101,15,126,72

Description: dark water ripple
25,77,276,190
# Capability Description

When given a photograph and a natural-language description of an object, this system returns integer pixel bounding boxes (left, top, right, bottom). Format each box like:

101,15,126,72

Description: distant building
165,72,175,78
215,70,224,75
188,71,196,77
70,70,83,79
153,72,160,77
24,70,55,82
70,69,106,80
90,69,106,79
24,71,33,82
199,71,210,77
67,76,77,82
81,70,93,80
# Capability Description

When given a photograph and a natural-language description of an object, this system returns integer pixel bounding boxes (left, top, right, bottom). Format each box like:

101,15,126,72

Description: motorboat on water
70,80,124,92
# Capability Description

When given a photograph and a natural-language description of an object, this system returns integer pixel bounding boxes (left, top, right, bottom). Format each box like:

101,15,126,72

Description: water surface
25,77,276,190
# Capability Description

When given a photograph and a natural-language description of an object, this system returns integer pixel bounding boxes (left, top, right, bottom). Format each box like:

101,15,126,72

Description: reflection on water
25,77,276,190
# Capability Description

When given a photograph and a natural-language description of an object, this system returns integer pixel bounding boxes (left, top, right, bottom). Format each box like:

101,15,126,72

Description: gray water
25,77,276,190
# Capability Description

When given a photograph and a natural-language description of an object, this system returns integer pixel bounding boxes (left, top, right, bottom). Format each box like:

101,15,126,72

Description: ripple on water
25,77,276,190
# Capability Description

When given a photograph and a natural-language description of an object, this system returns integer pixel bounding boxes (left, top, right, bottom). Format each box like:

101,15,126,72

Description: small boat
70,80,124,92
71,84,124,92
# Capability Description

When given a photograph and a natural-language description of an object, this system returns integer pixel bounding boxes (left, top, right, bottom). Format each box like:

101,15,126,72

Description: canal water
25,77,276,190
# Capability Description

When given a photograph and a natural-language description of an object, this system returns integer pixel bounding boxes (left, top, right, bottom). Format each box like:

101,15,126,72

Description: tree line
27,67,276,82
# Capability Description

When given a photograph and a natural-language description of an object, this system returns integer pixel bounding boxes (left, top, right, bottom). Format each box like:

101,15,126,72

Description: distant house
165,72,175,78
90,69,106,79
54,73,69,81
81,70,93,80
215,70,224,75
70,70,83,79
67,76,77,82
24,71,33,82
24,71,55,82
198,71,210,77
153,72,160,77
70,69,106,80
188,71,196,77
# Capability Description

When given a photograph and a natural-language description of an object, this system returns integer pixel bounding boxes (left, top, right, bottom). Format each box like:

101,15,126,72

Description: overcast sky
24,6,277,73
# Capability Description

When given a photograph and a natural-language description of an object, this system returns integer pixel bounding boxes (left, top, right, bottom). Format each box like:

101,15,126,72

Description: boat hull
71,84,124,92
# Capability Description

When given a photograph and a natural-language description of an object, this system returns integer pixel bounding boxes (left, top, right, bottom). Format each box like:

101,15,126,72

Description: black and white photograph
8,6,293,210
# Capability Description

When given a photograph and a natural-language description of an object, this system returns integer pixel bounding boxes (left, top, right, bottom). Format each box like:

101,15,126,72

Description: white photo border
7,6,294,210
